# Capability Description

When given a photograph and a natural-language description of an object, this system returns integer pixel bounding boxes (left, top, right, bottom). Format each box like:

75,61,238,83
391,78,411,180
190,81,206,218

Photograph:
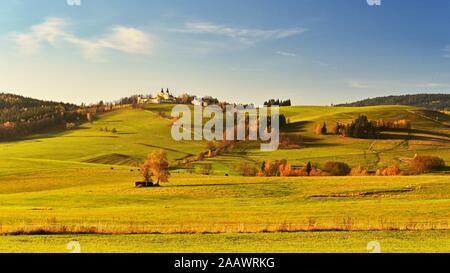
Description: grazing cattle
135,182,153,188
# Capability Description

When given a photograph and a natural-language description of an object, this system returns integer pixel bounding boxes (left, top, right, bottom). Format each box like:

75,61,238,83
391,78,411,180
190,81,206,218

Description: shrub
279,163,307,177
201,163,213,175
259,159,307,177
239,162,258,176
65,122,76,130
409,155,445,174
376,119,411,129
314,123,327,135
263,160,287,177
279,133,303,149
309,167,326,176
323,161,351,176
350,166,369,176
279,163,293,177
376,165,401,176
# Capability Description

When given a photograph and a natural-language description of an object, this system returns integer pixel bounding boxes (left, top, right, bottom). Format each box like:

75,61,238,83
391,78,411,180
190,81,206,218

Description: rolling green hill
337,93,450,110
0,93,88,139
1,104,448,176
0,103,449,252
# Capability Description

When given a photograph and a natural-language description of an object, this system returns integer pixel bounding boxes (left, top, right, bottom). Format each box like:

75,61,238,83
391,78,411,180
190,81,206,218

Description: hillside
337,94,449,110
0,104,448,179
0,93,98,139
0,103,449,252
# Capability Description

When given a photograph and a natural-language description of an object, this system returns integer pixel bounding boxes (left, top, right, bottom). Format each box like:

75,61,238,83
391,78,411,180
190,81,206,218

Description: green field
2,231,449,253
0,105,449,252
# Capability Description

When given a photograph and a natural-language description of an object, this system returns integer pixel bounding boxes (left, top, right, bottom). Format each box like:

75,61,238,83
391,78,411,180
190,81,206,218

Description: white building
138,89,177,104
191,97,203,106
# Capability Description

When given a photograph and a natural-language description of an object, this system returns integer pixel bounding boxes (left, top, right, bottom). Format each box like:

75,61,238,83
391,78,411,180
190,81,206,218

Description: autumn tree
140,161,153,186
239,162,258,176
141,150,170,186
323,161,351,176
409,155,445,174
314,123,327,135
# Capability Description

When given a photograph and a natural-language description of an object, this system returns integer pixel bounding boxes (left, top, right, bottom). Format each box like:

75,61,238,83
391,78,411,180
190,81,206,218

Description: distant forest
0,93,106,139
337,94,449,111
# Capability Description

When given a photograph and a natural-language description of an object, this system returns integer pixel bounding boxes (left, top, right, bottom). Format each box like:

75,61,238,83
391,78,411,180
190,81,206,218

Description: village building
137,88,177,104
190,96,219,107
191,96,204,106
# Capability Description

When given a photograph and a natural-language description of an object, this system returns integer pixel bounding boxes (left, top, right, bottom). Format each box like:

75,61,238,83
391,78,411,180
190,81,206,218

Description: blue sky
1,0,450,105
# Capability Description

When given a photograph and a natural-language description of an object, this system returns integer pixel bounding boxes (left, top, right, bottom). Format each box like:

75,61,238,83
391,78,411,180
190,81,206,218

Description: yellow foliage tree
141,150,170,186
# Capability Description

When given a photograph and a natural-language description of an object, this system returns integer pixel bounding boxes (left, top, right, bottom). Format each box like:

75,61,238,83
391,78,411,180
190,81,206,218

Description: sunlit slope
0,106,206,165
206,105,450,173
0,104,448,176
1,173,449,234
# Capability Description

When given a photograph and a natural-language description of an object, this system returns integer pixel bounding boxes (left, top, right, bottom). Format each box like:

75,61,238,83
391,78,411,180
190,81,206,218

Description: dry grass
2,216,449,236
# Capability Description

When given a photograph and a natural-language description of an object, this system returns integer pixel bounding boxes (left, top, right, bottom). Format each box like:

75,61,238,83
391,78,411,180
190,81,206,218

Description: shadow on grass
383,128,450,139
139,143,194,156
379,132,449,143
0,125,92,143
282,121,311,133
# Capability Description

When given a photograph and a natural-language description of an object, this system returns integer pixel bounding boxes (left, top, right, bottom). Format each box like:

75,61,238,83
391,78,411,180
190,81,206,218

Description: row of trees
238,155,445,177
336,115,379,138
337,93,450,111
315,115,411,139
0,93,114,140
263,99,292,107
135,151,444,186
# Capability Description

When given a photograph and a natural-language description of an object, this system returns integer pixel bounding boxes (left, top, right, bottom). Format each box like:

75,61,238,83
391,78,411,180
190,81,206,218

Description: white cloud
275,50,297,57
13,18,153,61
348,81,370,89
444,45,450,58
178,21,306,45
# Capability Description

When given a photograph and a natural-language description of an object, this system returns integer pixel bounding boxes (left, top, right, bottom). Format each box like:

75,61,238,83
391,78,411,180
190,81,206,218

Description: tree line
336,93,450,111
0,93,109,140
263,99,292,107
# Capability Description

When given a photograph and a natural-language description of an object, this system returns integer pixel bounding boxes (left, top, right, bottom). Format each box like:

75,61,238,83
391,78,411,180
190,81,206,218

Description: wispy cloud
12,18,153,61
444,45,450,58
418,82,450,88
230,66,265,72
177,21,306,45
348,80,370,89
275,51,297,57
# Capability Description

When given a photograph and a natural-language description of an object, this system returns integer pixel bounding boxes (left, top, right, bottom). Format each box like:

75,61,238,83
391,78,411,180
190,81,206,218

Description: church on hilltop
137,88,177,104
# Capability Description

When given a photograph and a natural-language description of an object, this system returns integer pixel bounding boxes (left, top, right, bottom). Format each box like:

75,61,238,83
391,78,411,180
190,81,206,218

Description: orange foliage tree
141,150,170,186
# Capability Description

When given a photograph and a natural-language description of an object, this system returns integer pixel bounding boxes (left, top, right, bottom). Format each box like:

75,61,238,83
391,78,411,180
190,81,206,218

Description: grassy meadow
0,104,449,252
